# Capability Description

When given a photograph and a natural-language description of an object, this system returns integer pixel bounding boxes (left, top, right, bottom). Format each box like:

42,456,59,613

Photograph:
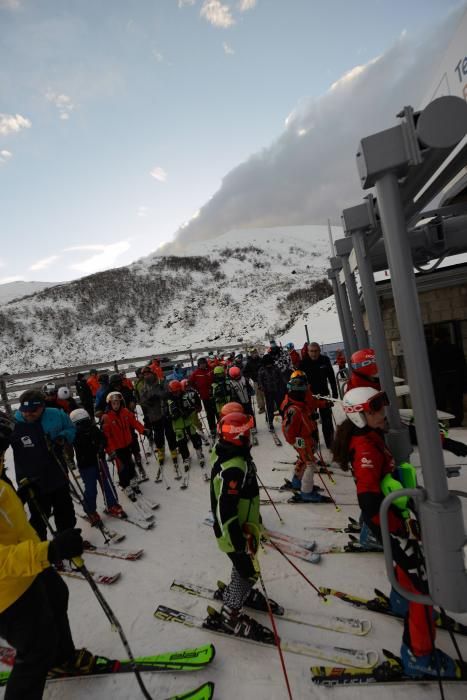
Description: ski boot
87,511,102,527
244,588,284,615
400,643,461,679
359,522,384,551
279,476,301,491
289,491,332,503
183,457,191,473
196,448,205,468
130,477,142,495
52,648,98,675
156,448,165,466
205,605,275,644
137,465,148,482
106,503,127,519
198,431,210,446
124,485,137,502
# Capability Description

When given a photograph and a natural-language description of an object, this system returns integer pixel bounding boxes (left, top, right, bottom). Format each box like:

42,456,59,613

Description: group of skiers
1,337,465,698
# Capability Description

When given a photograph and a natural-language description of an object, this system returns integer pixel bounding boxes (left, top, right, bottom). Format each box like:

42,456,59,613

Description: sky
0,0,464,283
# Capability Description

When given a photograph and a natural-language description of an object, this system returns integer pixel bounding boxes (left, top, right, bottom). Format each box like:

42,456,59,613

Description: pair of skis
0,643,216,699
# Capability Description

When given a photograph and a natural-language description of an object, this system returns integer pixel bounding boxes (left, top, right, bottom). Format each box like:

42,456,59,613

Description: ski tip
171,681,215,700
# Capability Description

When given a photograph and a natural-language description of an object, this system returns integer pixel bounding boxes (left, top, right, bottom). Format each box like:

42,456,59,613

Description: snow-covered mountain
0,226,341,372
0,280,57,305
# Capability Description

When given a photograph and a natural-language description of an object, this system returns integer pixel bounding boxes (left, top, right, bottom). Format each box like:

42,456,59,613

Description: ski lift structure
328,95,467,612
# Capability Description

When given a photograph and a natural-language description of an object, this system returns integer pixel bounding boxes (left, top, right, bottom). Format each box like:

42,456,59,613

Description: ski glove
48,528,84,563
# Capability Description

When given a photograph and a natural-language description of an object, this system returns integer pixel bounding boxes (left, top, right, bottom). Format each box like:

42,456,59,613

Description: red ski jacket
281,396,317,463
189,367,214,401
101,407,145,452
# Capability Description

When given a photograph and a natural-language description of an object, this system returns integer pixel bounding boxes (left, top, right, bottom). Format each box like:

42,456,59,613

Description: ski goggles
220,415,255,434
351,358,376,370
344,391,389,416
20,400,45,413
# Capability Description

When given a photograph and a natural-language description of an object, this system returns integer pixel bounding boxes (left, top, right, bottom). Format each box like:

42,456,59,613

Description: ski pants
177,428,202,461
79,462,118,514
253,383,265,412
202,398,217,433
319,406,335,449
391,535,435,657
28,485,76,542
222,551,258,610
264,391,284,428
0,568,75,700
130,430,142,466
149,417,177,452
114,446,136,489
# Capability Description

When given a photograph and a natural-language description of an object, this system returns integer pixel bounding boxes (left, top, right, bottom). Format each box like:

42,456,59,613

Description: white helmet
342,387,388,428
43,382,56,396
70,408,91,424
57,386,71,400
106,391,123,403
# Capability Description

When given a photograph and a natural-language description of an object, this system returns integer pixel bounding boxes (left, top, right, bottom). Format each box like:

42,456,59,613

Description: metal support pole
341,255,368,348
375,173,448,500
351,230,411,464
328,270,351,361
335,276,358,355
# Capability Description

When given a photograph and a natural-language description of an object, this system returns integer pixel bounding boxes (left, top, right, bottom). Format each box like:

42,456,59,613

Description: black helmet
197,357,208,367
98,373,109,383
109,373,122,385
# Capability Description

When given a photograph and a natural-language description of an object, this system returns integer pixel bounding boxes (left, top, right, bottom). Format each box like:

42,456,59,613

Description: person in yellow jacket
0,411,93,700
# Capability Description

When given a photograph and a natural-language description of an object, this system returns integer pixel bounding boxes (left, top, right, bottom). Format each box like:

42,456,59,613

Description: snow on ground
2,419,466,700
277,296,341,348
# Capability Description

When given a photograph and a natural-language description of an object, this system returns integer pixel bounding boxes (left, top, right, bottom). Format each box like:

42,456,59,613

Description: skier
244,347,265,414
107,374,146,478
228,367,256,432
70,408,126,523
189,357,217,438
75,372,95,418
299,342,338,449
94,373,110,418
11,390,77,542
333,387,460,678
206,410,274,641
149,357,164,381
345,348,380,392
42,383,61,410
268,339,292,383
280,374,332,503
0,412,97,700
167,380,205,472
138,366,178,468
86,368,100,397
257,354,286,431
211,365,234,418
56,386,78,414
100,392,147,502
285,342,301,369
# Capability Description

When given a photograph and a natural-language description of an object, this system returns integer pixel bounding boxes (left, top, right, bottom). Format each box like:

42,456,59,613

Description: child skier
167,380,205,473
211,365,234,418
70,408,126,524
100,392,147,502
281,374,332,503
206,410,274,641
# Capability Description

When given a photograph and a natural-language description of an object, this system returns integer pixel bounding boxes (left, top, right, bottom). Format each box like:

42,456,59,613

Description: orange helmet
290,370,306,379
220,402,245,418
180,379,190,391
228,366,241,380
351,349,377,377
168,380,183,394
217,412,254,446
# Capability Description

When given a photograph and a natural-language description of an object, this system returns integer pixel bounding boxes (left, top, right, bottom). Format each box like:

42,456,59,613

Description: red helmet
220,402,245,418
168,380,183,394
180,379,189,391
217,412,254,446
228,366,241,380
350,348,377,376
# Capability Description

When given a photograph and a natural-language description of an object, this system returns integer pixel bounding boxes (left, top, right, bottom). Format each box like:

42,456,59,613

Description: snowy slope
2,420,466,700
278,295,341,347
0,281,56,305
0,225,339,372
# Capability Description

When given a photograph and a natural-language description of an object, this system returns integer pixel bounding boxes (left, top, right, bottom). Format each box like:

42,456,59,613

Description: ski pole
200,413,214,446
265,537,328,602
252,553,294,700
303,446,340,512
137,432,150,464
19,478,153,700
254,470,284,524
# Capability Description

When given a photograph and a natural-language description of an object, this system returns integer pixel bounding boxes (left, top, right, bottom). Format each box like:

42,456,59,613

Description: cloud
238,0,256,11
223,41,235,55
0,149,12,165
137,206,149,218
200,0,235,28
0,113,31,135
178,0,196,7
29,255,60,271
46,91,75,120
68,240,131,275
152,49,164,63
0,0,21,9
168,10,462,251
150,166,167,182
